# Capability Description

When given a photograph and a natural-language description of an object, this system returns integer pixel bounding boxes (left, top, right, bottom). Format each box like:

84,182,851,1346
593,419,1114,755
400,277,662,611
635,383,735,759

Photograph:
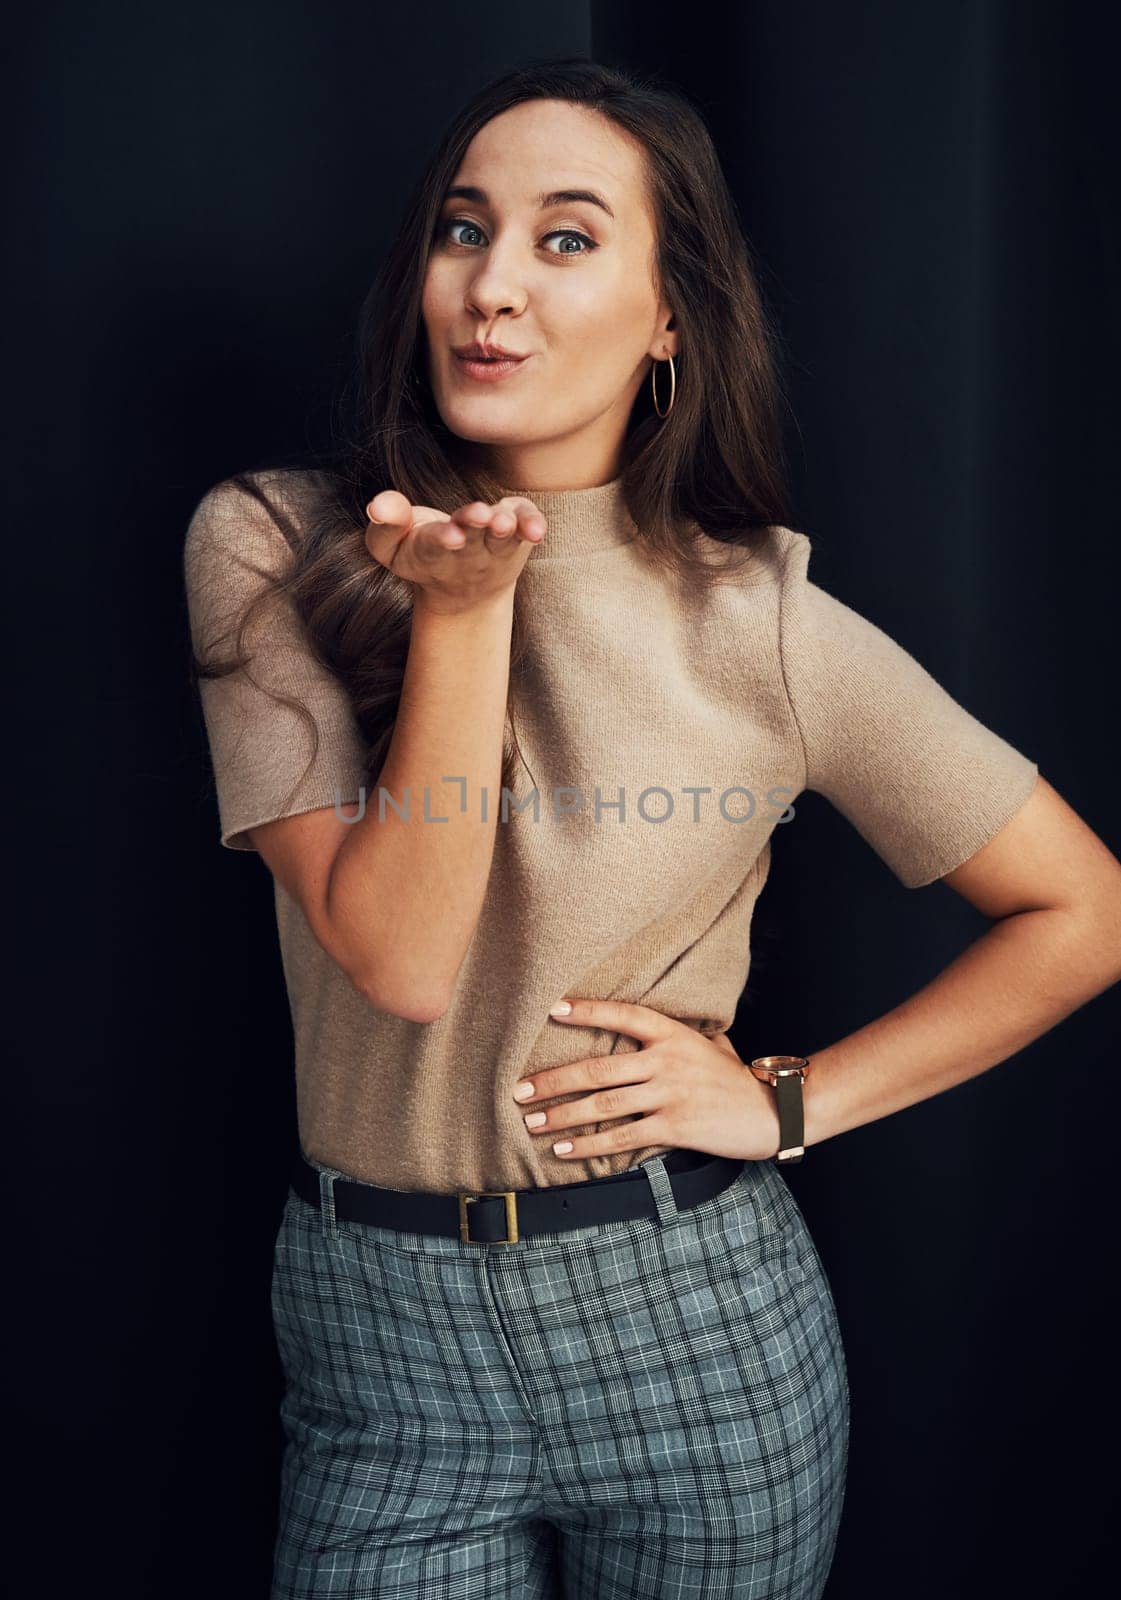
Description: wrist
412,588,515,623
800,1055,835,1150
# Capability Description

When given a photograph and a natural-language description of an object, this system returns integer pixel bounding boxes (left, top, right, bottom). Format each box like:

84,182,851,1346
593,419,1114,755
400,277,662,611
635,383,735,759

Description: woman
184,57,1121,1600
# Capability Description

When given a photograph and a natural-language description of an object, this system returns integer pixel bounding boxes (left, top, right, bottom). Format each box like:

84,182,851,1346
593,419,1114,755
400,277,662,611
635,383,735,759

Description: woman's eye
438,218,597,256
543,230,597,255
441,219,485,248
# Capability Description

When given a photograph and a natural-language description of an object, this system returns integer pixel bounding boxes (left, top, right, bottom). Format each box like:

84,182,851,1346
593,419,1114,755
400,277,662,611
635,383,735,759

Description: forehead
450,100,649,215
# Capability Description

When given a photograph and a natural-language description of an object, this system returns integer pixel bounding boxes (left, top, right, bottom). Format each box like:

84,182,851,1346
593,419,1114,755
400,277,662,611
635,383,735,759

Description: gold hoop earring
651,353,676,419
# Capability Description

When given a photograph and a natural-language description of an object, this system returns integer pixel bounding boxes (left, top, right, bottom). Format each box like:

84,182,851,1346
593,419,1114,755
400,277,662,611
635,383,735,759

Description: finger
512,1048,656,1108
409,504,480,551
442,497,545,545
503,498,547,542
480,502,521,539
448,501,505,537
477,496,546,543
365,489,413,529
439,500,521,548
545,1113,670,1161
520,1080,658,1137
364,491,420,563
547,996,678,1045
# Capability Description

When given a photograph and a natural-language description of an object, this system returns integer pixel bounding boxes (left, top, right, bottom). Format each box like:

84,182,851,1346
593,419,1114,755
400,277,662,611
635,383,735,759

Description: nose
463,254,527,321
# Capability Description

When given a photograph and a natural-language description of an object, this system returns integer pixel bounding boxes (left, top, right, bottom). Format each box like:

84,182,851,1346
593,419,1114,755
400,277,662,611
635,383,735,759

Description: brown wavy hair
188,55,794,809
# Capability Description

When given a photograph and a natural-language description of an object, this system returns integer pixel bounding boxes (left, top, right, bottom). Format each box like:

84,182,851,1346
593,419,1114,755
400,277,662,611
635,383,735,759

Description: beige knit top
183,470,1039,1194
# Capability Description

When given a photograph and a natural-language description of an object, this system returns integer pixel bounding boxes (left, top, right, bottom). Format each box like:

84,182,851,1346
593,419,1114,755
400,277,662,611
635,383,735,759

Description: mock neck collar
498,475,638,561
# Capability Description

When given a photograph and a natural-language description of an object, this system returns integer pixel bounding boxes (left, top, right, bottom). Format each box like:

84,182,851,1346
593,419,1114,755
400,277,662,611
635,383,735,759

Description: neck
499,475,638,561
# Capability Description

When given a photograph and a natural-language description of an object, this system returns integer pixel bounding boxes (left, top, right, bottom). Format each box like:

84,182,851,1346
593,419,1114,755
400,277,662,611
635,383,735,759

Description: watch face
751,1055,809,1074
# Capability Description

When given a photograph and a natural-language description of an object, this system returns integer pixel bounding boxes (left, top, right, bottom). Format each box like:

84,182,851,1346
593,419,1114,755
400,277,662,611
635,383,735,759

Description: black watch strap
749,1055,810,1164
774,1070,805,1164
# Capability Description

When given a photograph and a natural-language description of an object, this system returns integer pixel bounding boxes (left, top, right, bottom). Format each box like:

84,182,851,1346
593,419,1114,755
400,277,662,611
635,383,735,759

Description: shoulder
672,521,876,658
183,468,323,582
681,523,827,635
183,469,326,653
767,525,899,668
657,525,821,685
185,466,318,544
681,522,817,587
687,522,928,707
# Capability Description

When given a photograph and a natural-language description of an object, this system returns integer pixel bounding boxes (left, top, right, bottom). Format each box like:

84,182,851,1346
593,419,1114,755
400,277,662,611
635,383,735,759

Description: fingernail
553,1141,573,1155
524,1111,546,1128
549,1001,572,1016
513,1081,534,1100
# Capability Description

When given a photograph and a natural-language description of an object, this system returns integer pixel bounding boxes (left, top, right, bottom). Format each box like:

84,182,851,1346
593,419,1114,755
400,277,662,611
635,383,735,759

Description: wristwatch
749,1055,812,1164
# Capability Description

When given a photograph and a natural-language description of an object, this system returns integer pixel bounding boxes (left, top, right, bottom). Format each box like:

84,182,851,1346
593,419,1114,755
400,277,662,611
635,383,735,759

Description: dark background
7,1,1118,1595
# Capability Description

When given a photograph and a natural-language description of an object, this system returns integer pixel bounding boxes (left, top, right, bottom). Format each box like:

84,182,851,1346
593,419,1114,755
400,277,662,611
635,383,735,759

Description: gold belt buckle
458,1189,520,1244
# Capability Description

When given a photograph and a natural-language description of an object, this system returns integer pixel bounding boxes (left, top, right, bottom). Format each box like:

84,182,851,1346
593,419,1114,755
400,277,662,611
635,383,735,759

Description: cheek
561,301,652,398
560,268,655,356
420,273,459,385
420,264,455,328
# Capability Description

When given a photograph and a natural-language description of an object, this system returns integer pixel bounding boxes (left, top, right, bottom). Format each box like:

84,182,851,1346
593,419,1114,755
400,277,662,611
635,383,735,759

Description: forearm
327,590,516,1017
802,907,1121,1148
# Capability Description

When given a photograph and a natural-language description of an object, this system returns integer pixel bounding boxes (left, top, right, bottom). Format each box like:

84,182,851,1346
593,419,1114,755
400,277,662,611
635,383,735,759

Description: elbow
1025,898,1121,999
325,893,466,1023
386,990,455,1025
1061,890,1121,989
325,900,456,1022
1090,920,1121,990
351,967,454,1024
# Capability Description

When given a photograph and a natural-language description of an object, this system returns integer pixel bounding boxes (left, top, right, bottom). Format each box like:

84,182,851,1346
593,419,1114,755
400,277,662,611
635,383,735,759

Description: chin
440,404,529,441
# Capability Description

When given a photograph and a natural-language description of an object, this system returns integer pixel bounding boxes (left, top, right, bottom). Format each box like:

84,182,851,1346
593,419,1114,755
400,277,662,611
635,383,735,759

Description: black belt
291,1146,746,1245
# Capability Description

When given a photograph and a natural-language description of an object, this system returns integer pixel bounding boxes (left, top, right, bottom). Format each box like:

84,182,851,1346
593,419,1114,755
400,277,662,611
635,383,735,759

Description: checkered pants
269,1150,850,1598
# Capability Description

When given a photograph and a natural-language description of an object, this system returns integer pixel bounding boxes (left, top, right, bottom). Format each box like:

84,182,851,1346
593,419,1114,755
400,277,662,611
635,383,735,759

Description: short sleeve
183,473,369,852
778,530,1039,888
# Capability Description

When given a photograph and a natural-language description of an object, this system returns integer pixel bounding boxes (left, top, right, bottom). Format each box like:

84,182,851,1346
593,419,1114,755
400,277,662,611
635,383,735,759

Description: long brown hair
189,56,794,809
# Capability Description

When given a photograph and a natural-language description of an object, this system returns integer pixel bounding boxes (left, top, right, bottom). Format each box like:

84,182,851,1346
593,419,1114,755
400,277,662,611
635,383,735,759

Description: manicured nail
549,1001,572,1016
524,1111,546,1128
513,1081,534,1100
553,1141,573,1154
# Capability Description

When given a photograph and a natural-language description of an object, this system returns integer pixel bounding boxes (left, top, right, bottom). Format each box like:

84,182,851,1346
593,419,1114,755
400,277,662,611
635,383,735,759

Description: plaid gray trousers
269,1149,850,1598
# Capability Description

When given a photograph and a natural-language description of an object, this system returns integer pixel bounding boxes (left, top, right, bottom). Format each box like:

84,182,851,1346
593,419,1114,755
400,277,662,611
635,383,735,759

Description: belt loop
638,1154,681,1228
317,1166,345,1240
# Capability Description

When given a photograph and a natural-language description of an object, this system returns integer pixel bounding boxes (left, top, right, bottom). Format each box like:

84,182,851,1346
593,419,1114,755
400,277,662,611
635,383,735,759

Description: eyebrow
442,185,616,221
